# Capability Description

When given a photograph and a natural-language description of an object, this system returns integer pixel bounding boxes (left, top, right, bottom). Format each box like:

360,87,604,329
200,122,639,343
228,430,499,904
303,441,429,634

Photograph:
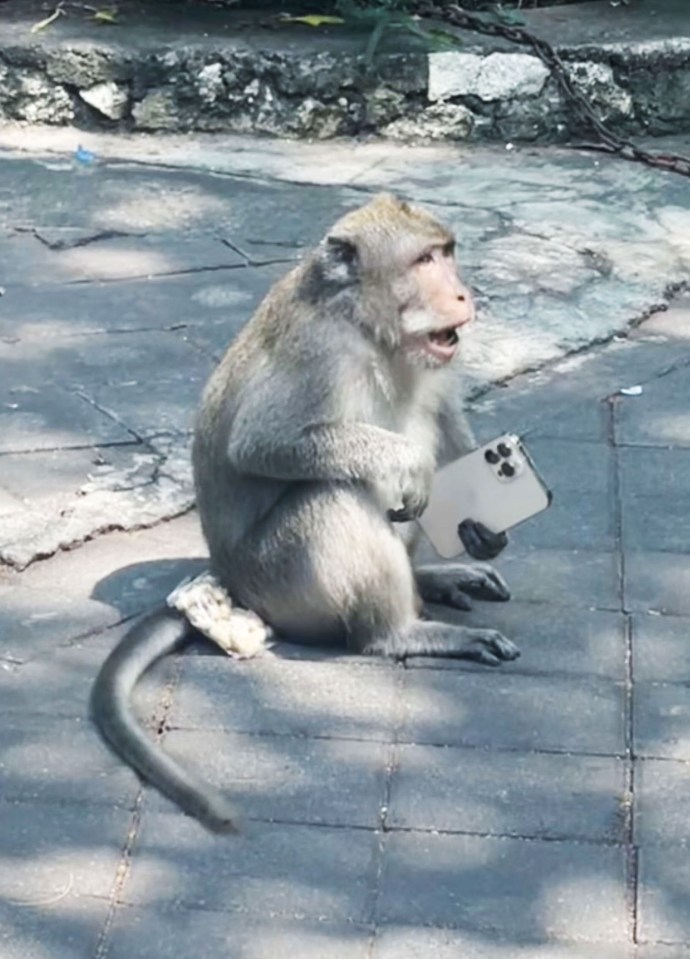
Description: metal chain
418,2,690,178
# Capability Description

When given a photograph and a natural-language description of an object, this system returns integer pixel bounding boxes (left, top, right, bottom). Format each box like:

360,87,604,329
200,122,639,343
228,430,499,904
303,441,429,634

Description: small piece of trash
619,385,643,396
75,145,97,166
505,142,515,151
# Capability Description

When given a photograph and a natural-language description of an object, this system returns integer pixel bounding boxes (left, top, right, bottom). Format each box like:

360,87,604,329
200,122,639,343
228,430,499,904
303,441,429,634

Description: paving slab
632,614,690,683
2,130,690,958
400,669,625,755
0,800,132,903
171,654,400,740
0,713,141,807
106,908,370,959
0,266,283,339
0,386,134,454
0,897,109,959
616,364,690,449
419,603,627,680
124,813,378,922
634,682,690,761
638,845,690,945
378,831,628,941
374,927,633,959
621,447,690,552
634,757,690,847
151,728,388,828
388,744,625,841
625,552,690,616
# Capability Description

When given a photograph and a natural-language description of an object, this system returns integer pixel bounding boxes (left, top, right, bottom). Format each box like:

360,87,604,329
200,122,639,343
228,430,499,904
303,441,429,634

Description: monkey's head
304,193,474,369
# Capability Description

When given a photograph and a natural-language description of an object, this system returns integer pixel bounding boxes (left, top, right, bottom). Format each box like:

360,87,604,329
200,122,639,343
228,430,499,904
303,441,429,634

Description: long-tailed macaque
92,194,517,833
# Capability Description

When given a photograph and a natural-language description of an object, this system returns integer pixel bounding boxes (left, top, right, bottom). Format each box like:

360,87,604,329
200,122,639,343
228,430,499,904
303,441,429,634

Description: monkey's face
398,243,475,370
308,193,474,369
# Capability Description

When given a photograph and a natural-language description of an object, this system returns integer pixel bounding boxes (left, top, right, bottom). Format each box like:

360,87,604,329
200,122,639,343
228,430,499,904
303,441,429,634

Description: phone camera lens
497,443,512,459
499,462,516,478
484,449,500,465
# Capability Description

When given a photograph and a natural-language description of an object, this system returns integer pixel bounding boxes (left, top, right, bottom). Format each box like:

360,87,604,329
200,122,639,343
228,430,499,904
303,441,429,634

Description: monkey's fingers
388,507,414,523
458,519,509,561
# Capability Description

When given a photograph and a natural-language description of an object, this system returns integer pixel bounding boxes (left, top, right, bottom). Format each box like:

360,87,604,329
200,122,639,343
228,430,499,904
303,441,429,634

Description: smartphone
417,433,553,559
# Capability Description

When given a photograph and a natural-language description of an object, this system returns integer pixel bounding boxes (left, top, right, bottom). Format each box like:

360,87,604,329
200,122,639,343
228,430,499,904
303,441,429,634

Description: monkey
91,193,518,834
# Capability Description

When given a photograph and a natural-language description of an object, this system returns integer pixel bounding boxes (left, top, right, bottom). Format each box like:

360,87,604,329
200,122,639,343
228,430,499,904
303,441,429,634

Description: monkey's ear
322,235,359,285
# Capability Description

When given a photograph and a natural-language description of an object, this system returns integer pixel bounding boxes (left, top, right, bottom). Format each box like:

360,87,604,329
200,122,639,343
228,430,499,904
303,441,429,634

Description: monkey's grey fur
92,194,518,833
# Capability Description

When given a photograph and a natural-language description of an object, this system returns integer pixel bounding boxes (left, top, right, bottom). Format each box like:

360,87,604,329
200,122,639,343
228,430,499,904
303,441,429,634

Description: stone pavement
1,129,690,957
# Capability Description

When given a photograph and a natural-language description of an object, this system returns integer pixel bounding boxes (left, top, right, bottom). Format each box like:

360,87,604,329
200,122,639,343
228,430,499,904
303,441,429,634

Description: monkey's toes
476,565,511,602
457,564,510,603
465,629,518,666
488,631,520,661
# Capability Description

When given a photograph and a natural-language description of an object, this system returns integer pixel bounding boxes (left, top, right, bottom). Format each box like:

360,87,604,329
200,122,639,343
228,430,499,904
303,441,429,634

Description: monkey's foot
462,628,520,666
415,563,510,610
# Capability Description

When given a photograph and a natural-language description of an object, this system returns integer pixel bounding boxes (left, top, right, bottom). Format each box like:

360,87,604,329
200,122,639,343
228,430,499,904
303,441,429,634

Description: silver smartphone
417,433,553,559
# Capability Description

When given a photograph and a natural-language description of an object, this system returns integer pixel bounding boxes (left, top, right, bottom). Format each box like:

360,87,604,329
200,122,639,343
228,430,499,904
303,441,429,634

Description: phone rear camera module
497,443,512,459
484,449,500,465
499,462,516,478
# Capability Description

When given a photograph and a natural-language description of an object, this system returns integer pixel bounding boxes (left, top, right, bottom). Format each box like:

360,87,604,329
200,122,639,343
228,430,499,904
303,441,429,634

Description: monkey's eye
442,240,456,258
415,250,434,266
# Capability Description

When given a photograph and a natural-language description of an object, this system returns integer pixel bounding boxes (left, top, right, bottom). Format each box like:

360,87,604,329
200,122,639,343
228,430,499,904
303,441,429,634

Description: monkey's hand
458,519,508,561
387,450,434,523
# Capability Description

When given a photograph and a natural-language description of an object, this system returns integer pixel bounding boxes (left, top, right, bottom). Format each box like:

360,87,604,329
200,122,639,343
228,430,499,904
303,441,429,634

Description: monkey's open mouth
426,325,460,361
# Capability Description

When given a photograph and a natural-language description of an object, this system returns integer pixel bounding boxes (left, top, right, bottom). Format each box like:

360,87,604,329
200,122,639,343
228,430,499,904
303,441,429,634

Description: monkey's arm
228,418,433,518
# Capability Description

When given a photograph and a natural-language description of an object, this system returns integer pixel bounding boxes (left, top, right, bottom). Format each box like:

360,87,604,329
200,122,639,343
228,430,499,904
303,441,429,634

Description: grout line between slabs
608,393,639,945
92,657,183,959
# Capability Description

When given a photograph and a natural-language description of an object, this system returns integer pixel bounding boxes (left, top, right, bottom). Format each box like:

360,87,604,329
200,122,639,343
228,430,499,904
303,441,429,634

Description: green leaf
93,9,118,24
281,14,345,27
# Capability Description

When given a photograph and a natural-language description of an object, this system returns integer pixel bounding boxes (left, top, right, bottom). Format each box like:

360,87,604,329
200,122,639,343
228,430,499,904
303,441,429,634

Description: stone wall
1,30,689,141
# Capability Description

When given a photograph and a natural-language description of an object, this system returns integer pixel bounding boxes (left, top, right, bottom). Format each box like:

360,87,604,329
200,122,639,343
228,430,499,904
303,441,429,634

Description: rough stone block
400,669,625,754
633,614,690,683
172,655,399,740
125,814,378,922
378,832,628,941
388,744,626,842
634,682,690,760
638,845,690,945
151,728,387,828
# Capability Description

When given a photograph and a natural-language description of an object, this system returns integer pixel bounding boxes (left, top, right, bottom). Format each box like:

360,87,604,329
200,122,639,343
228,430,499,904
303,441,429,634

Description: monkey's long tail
91,607,241,834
